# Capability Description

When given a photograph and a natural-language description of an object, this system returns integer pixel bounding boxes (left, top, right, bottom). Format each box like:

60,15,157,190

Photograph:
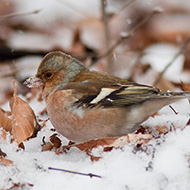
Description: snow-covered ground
1,110,190,190
1,0,190,189
1,48,190,189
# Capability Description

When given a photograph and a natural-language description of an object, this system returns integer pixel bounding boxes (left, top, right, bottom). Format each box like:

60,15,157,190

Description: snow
9,29,73,51
1,44,190,190
141,43,185,83
14,0,100,25
1,96,190,189
1,1,190,189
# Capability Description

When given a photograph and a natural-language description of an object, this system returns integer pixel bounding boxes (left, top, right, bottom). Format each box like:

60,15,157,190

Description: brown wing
59,80,160,108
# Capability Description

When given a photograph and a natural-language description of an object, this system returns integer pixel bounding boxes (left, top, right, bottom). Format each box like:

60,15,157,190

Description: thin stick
101,0,113,74
113,0,138,19
57,0,89,19
0,9,41,20
48,167,102,178
153,37,190,86
169,105,178,115
92,8,162,65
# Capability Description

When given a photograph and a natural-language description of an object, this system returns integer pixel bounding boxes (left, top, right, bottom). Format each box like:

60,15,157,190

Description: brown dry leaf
0,148,6,157
181,80,190,92
55,134,152,161
75,134,152,161
42,142,53,152
90,155,102,162
0,148,13,166
8,183,34,189
10,80,36,145
151,112,158,118
75,137,119,152
80,18,104,50
155,126,169,134
0,128,7,140
0,156,13,166
42,134,62,151
106,134,152,148
0,107,12,132
136,126,146,134
185,118,190,126
156,76,176,92
60,134,152,156
50,134,62,148
70,29,86,56
148,14,190,44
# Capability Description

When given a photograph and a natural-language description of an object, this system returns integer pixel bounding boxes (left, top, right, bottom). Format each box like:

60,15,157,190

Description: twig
170,123,176,132
48,167,102,178
92,8,162,65
57,0,90,18
169,105,178,115
110,0,139,22
101,0,113,74
0,9,41,20
127,51,145,80
153,37,190,86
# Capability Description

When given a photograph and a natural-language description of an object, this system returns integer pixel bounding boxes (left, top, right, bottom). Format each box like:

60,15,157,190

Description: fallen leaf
148,14,190,44
181,80,190,92
105,134,152,148
80,18,104,50
75,137,119,152
0,156,13,166
155,126,169,134
151,112,158,118
50,134,62,148
59,134,152,161
185,118,190,126
155,74,176,92
0,128,7,140
42,134,62,151
0,148,6,157
90,155,102,162
8,183,33,189
136,126,146,134
0,107,12,132
9,80,36,145
42,142,53,152
70,29,86,56
0,149,13,166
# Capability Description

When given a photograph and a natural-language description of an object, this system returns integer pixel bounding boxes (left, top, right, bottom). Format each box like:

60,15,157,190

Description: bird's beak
24,76,44,88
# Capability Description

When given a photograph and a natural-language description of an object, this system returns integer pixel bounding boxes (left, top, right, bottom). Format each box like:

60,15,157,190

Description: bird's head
24,51,86,97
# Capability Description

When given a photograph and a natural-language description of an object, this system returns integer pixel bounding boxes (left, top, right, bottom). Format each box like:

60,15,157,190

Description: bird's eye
45,72,52,78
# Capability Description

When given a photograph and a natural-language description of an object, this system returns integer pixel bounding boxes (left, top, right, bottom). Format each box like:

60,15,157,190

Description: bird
25,51,190,143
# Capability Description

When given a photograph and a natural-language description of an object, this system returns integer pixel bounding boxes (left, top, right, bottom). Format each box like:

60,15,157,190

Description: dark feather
69,83,161,108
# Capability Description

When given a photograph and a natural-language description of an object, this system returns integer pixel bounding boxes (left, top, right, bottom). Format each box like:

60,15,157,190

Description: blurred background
0,0,190,104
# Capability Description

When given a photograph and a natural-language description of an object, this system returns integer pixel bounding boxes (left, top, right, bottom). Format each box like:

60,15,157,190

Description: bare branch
92,8,162,65
101,0,113,74
0,9,41,20
113,0,139,19
169,105,178,115
153,37,190,86
48,167,102,178
57,0,90,19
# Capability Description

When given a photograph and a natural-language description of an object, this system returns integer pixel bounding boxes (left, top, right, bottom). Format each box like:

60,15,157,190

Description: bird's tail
159,91,190,99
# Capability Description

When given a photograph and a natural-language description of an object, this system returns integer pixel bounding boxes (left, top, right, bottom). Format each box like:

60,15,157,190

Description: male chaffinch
25,51,190,143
